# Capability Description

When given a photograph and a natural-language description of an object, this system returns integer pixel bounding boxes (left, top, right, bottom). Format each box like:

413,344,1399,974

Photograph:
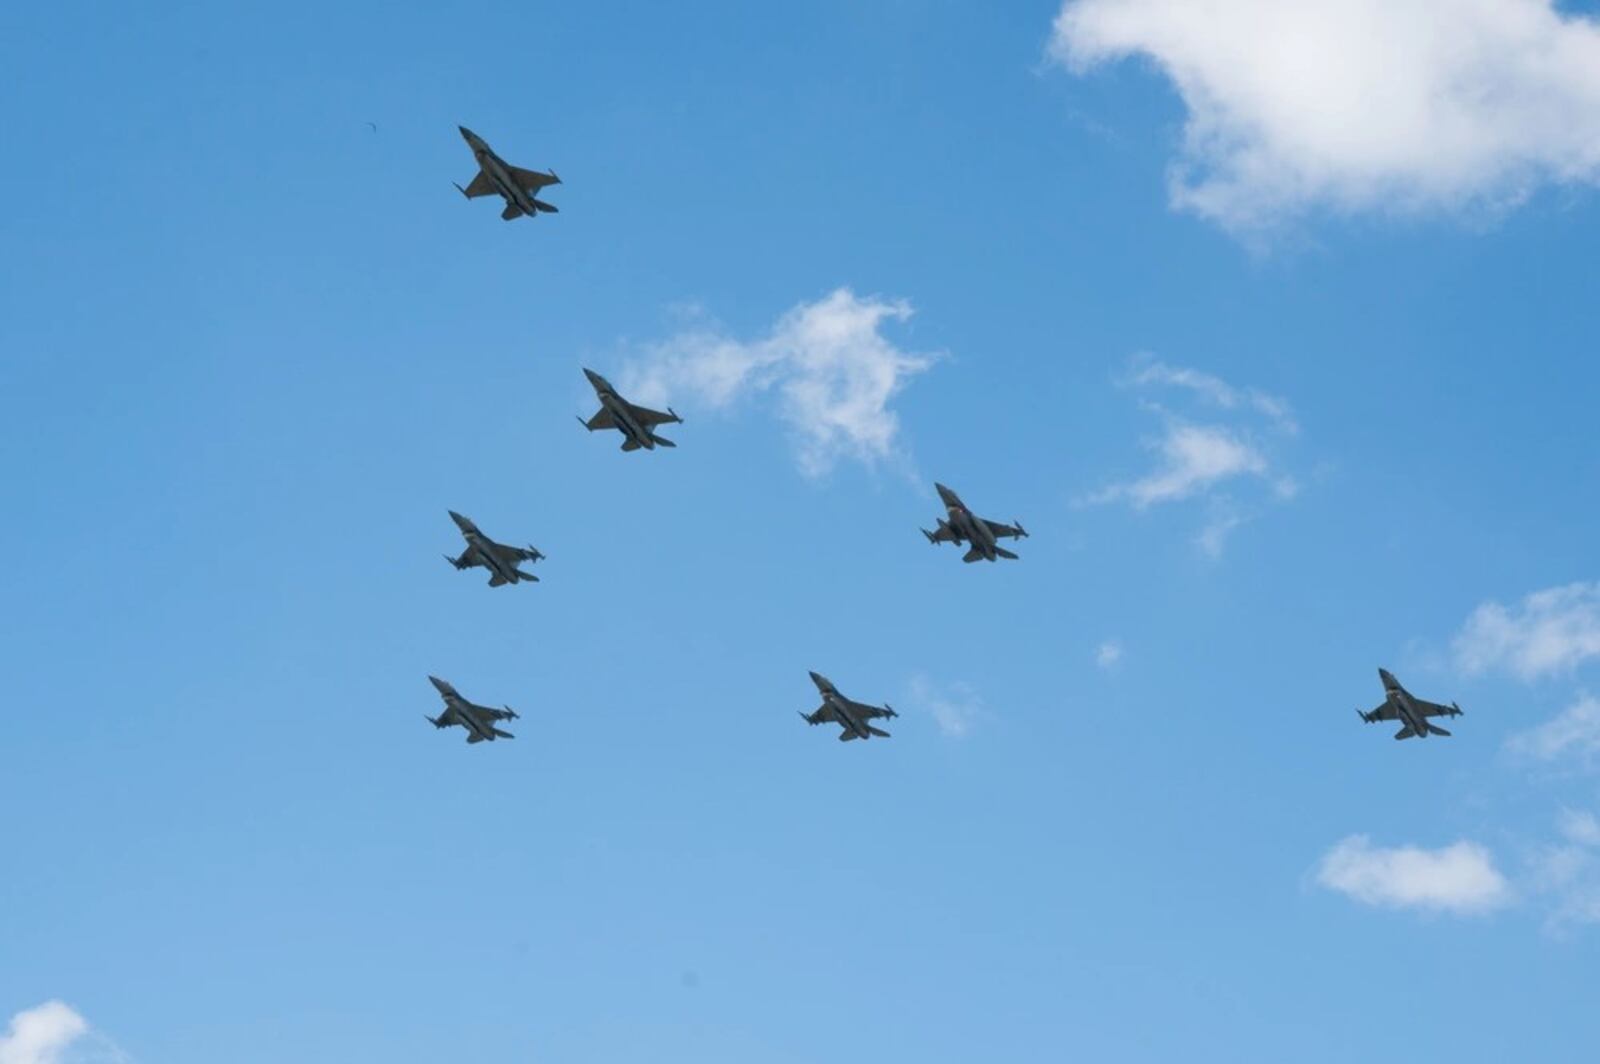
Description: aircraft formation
432,127,1469,746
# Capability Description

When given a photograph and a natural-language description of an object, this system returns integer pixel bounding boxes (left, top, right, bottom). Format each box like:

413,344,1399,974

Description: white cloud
1315,835,1513,915
1531,810,1600,929
1506,693,1600,764
1126,357,1298,433
624,288,937,477
0,1003,89,1064
1050,0,1600,232
1092,423,1267,508
907,675,984,738
1095,639,1124,669
1089,358,1297,554
1455,582,1600,680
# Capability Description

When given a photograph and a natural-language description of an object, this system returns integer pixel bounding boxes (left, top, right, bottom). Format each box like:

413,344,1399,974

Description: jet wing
490,542,541,565
1362,701,1399,722
1415,699,1461,718
982,518,1026,540
510,165,559,191
459,170,497,198
626,402,679,427
845,699,895,721
466,703,518,723
803,703,838,725
584,408,616,431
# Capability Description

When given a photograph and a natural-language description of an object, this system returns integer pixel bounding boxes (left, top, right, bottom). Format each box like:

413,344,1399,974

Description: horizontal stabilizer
492,728,515,740
621,438,643,452
962,546,985,563
1394,725,1418,740
838,731,861,742
994,546,1019,560
1427,724,1452,737
867,725,891,738
488,573,508,587
500,204,524,220
532,199,559,213
651,434,676,448
512,569,539,583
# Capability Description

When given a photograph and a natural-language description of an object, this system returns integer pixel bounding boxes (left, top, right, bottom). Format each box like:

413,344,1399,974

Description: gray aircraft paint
578,367,682,451
426,675,519,744
455,126,560,220
923,482,1028,563
800,670,897,742
1358,668,1463,740
445,510,542,586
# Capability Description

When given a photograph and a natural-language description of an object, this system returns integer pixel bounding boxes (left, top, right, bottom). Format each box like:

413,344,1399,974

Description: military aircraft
454,126,560,221
921,482,1028,562
444,510,543,587
1358,668,1463,740
577,367,682,451
425,676,519,744
799,671,897,741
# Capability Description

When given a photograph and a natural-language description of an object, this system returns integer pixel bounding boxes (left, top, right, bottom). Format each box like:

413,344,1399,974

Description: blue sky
5,1,1600,1061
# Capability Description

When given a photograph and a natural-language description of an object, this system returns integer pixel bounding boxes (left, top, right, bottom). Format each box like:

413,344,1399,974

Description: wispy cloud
1095,639,1124,670
1088,357,1298,555
1530,809,1600,931
1506,693,1600,766
1050,0,1600,235
1455,582,1600,680
0,1002,123,1064
907,675,984,738
1315,835,1513,916
624,288,938,477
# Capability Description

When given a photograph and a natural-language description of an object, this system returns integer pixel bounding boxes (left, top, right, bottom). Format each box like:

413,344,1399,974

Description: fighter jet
454,126,560,221
922,482,1028,563
1357,668,1463,740
425,676,519,744
798,671,897,742
577,367,682,452
444,510,543,587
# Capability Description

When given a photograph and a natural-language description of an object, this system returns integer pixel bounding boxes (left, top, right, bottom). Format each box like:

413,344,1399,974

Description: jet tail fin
1427,723,1453,737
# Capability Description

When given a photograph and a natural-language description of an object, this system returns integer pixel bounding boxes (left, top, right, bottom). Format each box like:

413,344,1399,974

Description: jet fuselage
1380,669,1431,738
459,127,538,217
586,370,657,449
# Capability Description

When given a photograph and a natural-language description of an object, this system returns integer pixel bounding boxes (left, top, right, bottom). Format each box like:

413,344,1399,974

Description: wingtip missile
452,181,470,199
798,711,813,726
504,706,520,721
425,714,444,728
884,703,898,718
668,407,682,423
576,414,592,431
1015,521,1029,539
921,528,937,544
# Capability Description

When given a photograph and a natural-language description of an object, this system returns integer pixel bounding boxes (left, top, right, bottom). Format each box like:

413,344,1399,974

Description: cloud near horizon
1050,0,1600,233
